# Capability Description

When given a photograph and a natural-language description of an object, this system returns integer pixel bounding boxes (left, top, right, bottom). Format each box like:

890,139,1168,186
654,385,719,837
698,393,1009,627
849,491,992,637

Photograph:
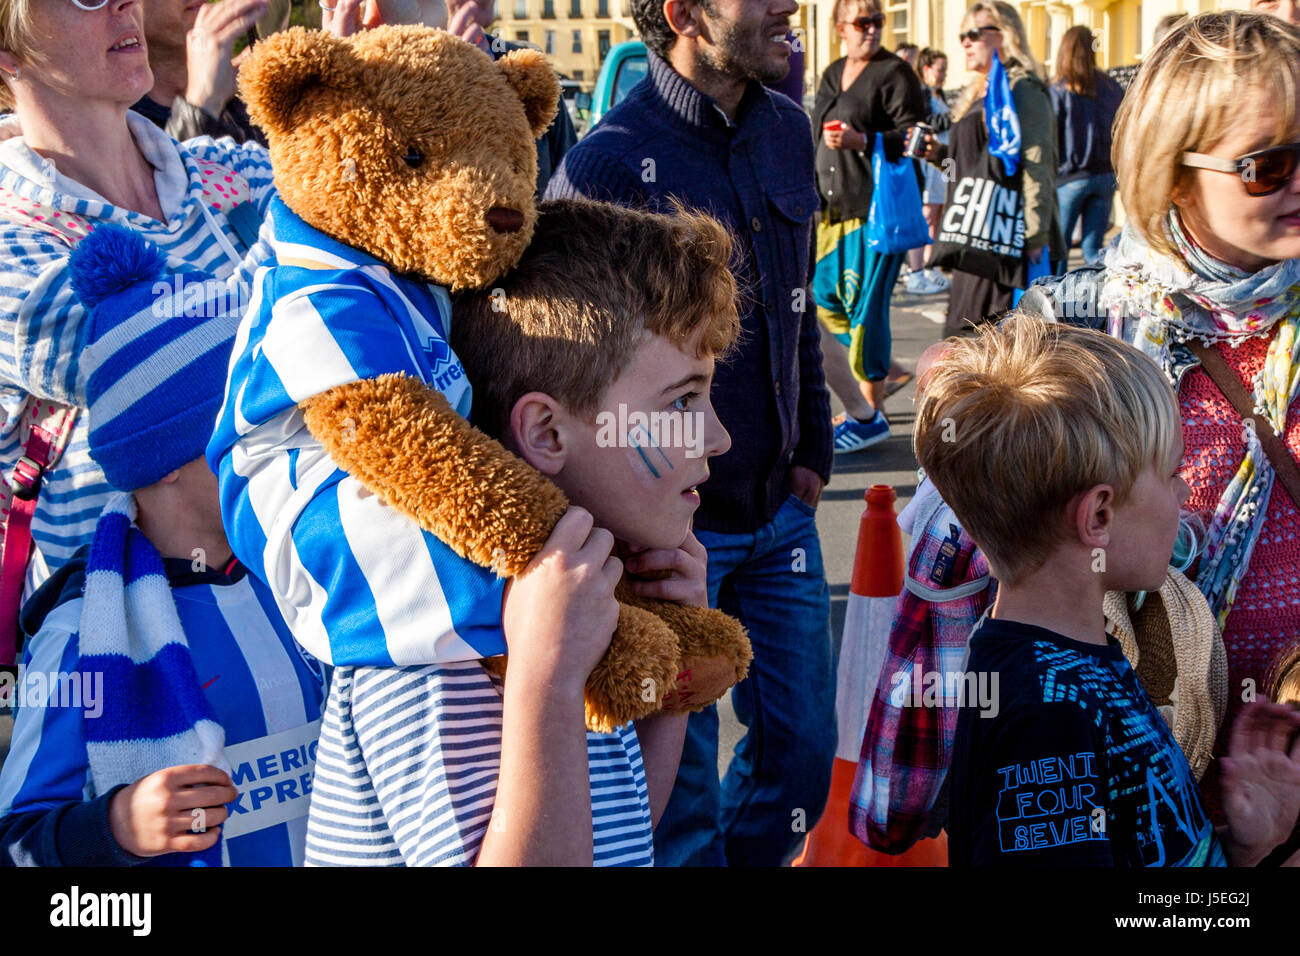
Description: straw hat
1103,569,1228,780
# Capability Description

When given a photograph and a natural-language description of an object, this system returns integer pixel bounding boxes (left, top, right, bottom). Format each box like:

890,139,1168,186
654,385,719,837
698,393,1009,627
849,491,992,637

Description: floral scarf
1098,212,1300,627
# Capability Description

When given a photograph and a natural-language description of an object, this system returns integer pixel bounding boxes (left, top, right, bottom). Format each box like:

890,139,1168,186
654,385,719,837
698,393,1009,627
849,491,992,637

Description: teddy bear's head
239,25,558,290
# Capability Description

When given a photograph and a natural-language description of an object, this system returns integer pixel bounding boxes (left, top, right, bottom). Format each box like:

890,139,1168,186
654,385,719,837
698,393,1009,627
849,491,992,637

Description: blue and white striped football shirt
305,662,654,867
0,112,276,571
0,555,325,866
206,197,507,668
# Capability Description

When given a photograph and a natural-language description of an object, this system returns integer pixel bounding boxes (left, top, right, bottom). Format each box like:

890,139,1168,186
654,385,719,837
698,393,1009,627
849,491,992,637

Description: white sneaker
904,271,942,295
924,268,951,291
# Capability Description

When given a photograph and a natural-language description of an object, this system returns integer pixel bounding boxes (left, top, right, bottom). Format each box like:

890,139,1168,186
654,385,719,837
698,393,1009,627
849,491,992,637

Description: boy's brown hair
452,198,740,439
914,313,1181,584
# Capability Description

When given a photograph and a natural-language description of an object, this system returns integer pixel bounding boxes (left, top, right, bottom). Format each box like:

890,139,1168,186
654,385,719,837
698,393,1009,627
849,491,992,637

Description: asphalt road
715,277,948,773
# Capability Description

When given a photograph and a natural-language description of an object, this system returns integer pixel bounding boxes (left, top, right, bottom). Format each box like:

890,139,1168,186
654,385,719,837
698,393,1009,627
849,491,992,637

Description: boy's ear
508,392,567,476
1072,484,1114,550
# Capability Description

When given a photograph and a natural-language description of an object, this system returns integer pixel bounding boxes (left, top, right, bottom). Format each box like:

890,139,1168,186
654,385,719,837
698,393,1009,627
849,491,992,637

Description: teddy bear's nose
486,207,525,234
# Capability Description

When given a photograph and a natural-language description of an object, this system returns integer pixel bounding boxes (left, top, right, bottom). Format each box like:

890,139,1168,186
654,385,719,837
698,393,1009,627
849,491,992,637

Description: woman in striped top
0,0,274,577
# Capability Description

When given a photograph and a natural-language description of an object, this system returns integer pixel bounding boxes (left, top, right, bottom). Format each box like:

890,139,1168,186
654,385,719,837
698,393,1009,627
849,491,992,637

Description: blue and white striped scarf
76,491,230,866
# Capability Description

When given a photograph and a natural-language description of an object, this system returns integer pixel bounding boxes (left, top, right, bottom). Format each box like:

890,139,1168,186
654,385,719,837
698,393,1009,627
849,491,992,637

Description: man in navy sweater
546,0,836,866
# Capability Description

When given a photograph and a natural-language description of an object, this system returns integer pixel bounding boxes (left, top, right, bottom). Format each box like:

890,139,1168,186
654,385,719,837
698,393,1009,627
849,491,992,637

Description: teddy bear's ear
496,49,561,139
238,26,355,138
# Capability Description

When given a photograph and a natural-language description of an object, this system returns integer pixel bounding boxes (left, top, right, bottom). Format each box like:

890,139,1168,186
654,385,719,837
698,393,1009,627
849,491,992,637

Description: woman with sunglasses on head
924,0,1064,337
0,0,274,582
811,0,928,453
1023,12,1300,826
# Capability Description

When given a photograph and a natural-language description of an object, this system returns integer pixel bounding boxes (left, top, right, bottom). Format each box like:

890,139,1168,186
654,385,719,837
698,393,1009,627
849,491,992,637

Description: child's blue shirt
0,550,325,866
206,197,507,668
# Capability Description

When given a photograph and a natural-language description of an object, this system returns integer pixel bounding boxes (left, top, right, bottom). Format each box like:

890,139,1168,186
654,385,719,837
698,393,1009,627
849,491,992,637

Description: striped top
0,111,275,570
305,661,655,867
206,197,506,667
0,553,325,866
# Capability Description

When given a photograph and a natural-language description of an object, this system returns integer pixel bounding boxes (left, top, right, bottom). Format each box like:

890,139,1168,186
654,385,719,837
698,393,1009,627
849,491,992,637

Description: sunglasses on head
841,13,887,31
1181,142,1300,197
958,25,1001,43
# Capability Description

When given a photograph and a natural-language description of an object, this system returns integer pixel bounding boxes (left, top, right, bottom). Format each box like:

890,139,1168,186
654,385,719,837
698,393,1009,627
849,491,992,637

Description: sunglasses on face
1181,142,1300,197
958,25,1001,43
69,0,111,8
841,14,887,32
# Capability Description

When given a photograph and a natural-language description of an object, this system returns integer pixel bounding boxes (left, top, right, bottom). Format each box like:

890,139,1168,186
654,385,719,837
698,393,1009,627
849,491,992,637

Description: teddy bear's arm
299,372,568,576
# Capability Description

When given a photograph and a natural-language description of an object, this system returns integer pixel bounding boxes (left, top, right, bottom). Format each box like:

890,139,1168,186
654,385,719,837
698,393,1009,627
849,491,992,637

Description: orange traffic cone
793,485,948,867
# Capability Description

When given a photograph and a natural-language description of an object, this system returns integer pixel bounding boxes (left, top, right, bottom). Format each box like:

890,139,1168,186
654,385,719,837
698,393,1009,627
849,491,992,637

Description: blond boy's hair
451,198,740,440
914,314,1181,584
1114,11,1300,258
1267,639,1300,707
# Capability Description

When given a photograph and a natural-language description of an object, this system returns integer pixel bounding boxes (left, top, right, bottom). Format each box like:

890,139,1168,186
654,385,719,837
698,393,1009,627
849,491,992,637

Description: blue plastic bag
865,133,932,255
1010,249,1051,306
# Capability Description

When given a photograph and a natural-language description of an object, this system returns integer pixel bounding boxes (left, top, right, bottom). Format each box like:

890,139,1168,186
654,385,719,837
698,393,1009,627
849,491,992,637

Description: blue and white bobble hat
68,224,238,492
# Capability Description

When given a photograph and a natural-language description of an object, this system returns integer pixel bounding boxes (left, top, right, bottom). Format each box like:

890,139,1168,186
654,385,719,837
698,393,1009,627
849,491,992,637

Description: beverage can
904,123,933,158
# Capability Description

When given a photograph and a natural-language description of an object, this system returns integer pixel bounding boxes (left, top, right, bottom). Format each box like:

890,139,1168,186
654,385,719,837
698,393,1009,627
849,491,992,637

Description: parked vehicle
590,41,648,128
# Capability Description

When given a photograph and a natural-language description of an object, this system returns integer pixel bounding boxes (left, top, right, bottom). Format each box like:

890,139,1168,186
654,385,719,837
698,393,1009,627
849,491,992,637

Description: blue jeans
1057,172,1116,266
653,494,836,866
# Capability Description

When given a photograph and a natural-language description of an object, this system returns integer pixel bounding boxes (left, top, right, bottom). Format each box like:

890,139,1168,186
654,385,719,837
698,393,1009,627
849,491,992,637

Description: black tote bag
926,104,1028,290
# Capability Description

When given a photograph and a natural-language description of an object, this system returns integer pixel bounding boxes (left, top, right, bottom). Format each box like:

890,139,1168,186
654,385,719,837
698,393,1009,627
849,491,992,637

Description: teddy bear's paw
661,653,749,714
583,603,681,734
617,595,752,682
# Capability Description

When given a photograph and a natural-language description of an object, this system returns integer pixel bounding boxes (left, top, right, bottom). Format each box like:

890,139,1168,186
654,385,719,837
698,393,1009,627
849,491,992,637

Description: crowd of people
0,0,1296,871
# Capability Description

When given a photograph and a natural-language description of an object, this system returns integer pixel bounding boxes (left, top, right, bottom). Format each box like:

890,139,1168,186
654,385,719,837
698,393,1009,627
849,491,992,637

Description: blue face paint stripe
634,444,661,479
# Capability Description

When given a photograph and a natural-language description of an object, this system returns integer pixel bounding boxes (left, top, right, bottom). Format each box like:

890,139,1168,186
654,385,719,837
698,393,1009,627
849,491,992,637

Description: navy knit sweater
545,52,833,534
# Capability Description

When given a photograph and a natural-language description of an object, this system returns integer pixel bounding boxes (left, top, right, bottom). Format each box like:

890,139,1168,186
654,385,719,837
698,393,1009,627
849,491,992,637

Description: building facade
490,0,1250,93
493,0,638,84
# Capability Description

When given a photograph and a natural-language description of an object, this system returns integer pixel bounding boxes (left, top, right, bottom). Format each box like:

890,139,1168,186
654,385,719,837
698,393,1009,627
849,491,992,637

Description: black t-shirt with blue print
949,617,1225,867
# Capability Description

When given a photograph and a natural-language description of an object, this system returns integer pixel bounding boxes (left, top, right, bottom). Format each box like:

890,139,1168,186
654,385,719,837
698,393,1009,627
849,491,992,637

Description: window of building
513,0,526,18
574,69,584,81
598,28,611,59
542,0,554,18
888,3,908,44
570,0,581,15
545,29,555,53
597,0,608,17
516,29,530,42
572,29,583,52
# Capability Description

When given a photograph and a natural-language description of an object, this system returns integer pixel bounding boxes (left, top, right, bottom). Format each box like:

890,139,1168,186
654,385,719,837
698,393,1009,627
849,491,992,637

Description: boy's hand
502,506,622,696
621,532,709,609
1221,701,1300,865
109,765,239,858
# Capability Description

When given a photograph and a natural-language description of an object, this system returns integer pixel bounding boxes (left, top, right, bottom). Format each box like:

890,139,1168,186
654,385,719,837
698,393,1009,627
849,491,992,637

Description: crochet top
1179,331,1300,814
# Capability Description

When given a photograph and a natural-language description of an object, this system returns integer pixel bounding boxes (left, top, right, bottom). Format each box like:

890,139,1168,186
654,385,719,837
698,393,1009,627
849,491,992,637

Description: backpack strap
0,402,78,666
0,192,87,670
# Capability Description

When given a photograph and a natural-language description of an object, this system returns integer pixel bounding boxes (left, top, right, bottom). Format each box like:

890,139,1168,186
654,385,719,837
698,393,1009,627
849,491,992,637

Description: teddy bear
230,24,751,733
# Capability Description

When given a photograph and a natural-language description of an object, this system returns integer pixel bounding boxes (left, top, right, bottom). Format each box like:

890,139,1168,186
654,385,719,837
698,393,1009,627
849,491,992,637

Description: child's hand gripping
620,531,752,713
501,506,623,696
1221,701,1300,866
109,765,239,858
